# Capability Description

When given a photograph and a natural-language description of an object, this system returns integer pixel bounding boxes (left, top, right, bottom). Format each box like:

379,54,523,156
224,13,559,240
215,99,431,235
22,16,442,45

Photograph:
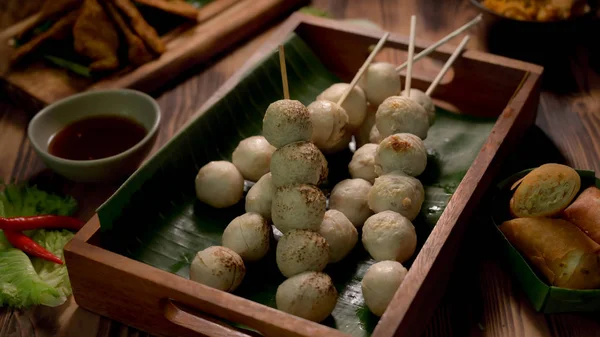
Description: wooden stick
395,14,482,73
508,71,530,104
404,15,417,97
337,32,390,106
425,35,470,96
278,45,289,100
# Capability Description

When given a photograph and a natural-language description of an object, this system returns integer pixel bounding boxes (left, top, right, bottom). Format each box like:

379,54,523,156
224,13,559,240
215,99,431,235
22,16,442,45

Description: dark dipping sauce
48,115,147,161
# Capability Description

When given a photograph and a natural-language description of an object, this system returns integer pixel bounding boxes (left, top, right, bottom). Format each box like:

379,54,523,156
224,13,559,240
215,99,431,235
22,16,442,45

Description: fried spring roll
105,1,154,66
73,0,120,71
563,186,600,245
510,163,581,218
15,0,82,41
500,217,600,289
111,0,166,54
133,0,199,20
12,10,80,62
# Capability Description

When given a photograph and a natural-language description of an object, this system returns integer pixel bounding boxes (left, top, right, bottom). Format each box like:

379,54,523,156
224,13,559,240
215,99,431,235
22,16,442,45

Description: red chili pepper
0,215,84,231
3,230,64,265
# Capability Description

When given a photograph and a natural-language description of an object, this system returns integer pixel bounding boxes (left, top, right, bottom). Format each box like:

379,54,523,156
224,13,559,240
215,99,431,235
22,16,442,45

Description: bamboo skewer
278,45,290,100
404,15,417,97
395,14,482,73
426,35,471,97
337,32,390,106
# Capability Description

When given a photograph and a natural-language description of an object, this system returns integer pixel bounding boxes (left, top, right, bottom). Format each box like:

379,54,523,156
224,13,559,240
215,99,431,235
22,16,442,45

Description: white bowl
28,89,161,183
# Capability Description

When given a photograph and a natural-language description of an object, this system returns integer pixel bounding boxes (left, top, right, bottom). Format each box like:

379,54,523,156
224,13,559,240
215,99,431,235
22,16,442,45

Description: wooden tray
0,0,306,112
63,13,543,337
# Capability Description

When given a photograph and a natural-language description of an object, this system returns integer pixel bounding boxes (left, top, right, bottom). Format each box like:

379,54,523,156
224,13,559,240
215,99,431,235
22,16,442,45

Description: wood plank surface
1,1,600,337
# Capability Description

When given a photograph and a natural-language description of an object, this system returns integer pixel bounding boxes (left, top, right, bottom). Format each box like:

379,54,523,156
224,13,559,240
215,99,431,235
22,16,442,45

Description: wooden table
1,1,599,336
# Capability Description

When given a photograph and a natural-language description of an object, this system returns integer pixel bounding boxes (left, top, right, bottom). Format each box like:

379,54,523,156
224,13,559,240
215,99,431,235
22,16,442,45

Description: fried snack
15,0,82,41
563,186,600,245
73,0,120,71
481,0,584,21
112,0,166,54
500,217,600,289
105,2,154,66
12,10,80,62
133,0,200,20
510,163,581,218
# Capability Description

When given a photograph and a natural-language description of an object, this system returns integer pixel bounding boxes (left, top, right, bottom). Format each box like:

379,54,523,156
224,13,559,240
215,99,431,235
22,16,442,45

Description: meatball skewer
394,14,481,73
337,32,390,108
402,35,471,126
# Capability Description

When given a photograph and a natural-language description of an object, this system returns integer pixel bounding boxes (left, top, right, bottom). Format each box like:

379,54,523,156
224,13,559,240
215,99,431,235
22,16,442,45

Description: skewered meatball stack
186,19,478,320
263,99,346,323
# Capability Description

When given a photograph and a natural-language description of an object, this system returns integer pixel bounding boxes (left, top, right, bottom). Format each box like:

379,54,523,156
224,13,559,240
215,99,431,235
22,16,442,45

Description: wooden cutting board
0,0,307,112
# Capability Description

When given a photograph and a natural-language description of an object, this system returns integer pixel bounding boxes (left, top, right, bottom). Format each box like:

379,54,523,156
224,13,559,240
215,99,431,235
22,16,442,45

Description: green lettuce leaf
31,229,74,299
0,202,7,251
0,232,8,251
0,183,77,217
0,249,65,308
0,183,78,308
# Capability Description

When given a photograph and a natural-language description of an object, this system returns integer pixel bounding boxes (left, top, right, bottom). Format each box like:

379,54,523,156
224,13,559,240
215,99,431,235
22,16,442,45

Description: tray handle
163,299,256,337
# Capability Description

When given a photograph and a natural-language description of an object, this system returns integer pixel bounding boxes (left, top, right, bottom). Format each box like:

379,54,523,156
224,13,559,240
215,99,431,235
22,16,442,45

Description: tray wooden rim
64,12,544,337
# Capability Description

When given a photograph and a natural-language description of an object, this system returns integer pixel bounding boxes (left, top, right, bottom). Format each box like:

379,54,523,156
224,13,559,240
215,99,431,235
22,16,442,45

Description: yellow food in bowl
481,0,588,21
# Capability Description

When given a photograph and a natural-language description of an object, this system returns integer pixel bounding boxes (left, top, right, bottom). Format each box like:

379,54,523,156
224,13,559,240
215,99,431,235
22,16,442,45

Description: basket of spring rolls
491,163,600,313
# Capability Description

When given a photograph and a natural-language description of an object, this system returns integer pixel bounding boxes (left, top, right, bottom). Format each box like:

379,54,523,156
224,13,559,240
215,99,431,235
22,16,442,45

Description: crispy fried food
563,187,600,245
112,0,166,54
73,0,120,71
12,10,80,62
16,0,82,40
481,0,586,21
509,163,581,218
500,217,600,289
105,2,154,66
133,0,200,20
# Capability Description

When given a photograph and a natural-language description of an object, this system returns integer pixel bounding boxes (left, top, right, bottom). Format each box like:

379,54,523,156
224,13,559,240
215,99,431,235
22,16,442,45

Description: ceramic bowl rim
27,89,161,168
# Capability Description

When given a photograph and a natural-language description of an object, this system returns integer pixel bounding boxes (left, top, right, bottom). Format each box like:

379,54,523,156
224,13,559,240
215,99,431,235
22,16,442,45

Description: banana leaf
97,33,496,336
